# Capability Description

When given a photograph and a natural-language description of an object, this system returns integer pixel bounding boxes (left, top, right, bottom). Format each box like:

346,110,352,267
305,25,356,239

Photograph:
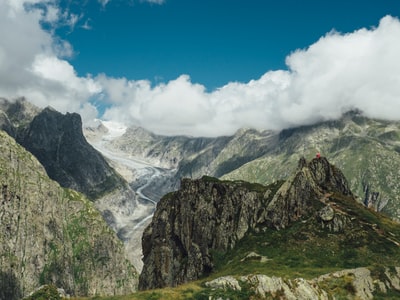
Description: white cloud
99,15,400,136
98,0,110,8
0,0,100,122
1,1,400,137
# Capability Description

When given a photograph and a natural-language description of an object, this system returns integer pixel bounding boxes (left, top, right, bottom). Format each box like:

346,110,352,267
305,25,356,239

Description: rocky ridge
0,130,138,299
0,98,125,200
0,97,41,137
205,267,400,299
103,111,400,221
139,176,278,290
139,157,366,290
18,107,125,199
223,112,400,220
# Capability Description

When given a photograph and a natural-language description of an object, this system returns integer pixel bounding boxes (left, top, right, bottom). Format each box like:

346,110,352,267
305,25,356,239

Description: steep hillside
17,107,126,199
139,176,281,290
0,130,138,299
0,98,126,200
104,111,400,221
222,112,400,220
139,157,400,297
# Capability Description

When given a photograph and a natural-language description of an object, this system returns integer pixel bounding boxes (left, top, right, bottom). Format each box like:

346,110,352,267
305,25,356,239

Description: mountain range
1,97,400,299
0,130,137,299
138,157,400,299
101,110,400,222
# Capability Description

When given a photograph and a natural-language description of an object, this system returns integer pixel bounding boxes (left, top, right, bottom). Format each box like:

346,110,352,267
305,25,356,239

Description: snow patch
101,120,127,139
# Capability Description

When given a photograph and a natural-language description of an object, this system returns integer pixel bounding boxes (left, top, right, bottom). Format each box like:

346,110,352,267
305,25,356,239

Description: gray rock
139,157,355,290
208,266,400,299
17,107,125,200
0,131,138,299
319,205,335,221
260,157,352,230
205,276,241,291
139,177,269,290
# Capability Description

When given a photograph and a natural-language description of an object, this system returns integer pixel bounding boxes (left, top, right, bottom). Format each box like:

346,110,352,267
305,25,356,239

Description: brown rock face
139,157,354,290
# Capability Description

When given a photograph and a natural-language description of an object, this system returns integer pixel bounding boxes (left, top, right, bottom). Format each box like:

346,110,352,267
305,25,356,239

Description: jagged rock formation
16,107,125,199
0,131,138,299
222,112,400,220
139,177,279,290
98,111,400,221
0,98,126,200
139,157,358,290
0,97,41,137
205,267,400,299
260,157,352,229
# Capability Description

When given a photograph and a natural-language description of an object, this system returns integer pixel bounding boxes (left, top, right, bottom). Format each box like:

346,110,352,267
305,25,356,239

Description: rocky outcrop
205,267,400,299
0,131,137,299
139,157,355,290
0,97,41,137
260,157,352,229
139,177,275,290
17,107,125,199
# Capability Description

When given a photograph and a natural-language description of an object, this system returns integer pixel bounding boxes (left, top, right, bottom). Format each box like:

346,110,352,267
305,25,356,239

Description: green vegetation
87,172,126,201
74,191,400,300
25,285,60,300
221,116,400,221
211,193,400,281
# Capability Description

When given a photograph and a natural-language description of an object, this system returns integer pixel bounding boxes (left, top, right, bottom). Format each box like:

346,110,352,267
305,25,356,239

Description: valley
85,121,177,272
3,99,400,299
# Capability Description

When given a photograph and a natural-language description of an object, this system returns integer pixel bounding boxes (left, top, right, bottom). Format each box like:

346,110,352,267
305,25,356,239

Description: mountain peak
17,108,124,199
262,156,352,229
139,157,358,290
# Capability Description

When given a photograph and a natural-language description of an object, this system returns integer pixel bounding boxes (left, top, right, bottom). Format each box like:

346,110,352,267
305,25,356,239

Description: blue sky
62,0,400,90
1,0,400,136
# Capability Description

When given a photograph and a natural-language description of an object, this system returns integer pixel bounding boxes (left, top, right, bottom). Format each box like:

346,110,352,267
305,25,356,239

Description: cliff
139,157,400,292
0,99,125,200
0,131,137,299
260,157,352,229
16,107,125,199
139,176,281,290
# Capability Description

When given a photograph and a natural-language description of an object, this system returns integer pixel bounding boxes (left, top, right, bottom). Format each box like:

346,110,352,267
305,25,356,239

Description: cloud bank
100,16,400,136
1,1,400,136
0,0,100,122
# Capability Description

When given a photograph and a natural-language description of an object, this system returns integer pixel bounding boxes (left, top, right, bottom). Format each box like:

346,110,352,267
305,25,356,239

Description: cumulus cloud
98,0,110,8
99,15,400,136
1,1,400,137
0,0,100,121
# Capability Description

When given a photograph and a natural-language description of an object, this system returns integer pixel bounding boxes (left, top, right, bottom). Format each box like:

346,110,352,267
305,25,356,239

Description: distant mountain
0,97,41,137
18,107,126,199
0,98,125,200
101,125,278,199
138,157,400,298
106,111,400,221
222,111,400,220
0,130,137,299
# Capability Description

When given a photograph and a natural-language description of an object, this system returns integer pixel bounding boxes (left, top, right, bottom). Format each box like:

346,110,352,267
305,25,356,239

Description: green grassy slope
222,114,400,220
